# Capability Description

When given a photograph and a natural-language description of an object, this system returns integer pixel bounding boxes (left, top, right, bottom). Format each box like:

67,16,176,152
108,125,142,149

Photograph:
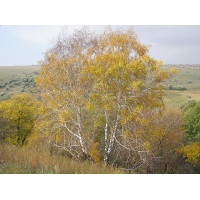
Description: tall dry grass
0,143,124,174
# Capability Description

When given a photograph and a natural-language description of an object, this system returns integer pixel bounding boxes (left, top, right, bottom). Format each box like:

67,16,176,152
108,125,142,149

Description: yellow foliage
177,143,200,166
85,102,92,110
123,130,129,137
58,111,70,123
169,68,178,75
54,133,63,143
35,27,178,164
155,71,169,82
27,131,39,146
151,127,166,142
0,94,41,146
89,142,101,163
142,141,151,152
131,80,142,90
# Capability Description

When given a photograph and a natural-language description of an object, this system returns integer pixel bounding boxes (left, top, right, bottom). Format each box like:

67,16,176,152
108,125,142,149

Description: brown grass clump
0,143,124,174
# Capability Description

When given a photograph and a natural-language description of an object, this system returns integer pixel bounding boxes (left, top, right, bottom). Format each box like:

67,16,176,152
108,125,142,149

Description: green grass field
162,65,200,108
0,64,200,108
0,65,41,100
0,65,41,82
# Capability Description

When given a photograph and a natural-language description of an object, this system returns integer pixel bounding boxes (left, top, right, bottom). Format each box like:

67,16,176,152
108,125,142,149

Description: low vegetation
0,143,123,174
0,66,40,101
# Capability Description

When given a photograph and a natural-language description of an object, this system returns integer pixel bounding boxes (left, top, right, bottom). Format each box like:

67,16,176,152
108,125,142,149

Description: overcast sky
1,25,200,66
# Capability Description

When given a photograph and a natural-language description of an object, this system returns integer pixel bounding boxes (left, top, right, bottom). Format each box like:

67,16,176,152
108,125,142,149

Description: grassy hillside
0,65,41,100
0,65,41,82
162,65,200,108
0,64,200,108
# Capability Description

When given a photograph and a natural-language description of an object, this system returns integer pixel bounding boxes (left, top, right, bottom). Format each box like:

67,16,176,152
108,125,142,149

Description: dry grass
0,65,41,82
164,90,200,109
162,65,200,108
0,143,124,174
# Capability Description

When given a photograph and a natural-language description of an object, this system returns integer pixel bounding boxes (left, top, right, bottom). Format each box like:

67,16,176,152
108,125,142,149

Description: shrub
106,109,183,173
168,85,174,90
181,100,200,143
177,143,200,166
0,94,40,146
168,85,187,91
177,86,187,91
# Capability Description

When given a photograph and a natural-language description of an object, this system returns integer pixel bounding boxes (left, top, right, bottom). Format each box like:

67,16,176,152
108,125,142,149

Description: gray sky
1,25,200,65
135,25,200,64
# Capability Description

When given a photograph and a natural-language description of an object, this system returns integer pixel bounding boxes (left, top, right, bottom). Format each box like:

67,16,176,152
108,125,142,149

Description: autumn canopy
35,27,176,168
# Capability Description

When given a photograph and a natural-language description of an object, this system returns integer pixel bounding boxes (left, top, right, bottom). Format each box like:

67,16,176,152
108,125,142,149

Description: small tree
0,94,40,146
0,114,15,142
181,100,200,143
177,143,200,167
36,28,97,162
174,101,200,171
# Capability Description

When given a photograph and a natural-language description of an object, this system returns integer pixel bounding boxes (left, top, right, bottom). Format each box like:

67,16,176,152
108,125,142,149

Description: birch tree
36,28,97,162
36,27,176,167
83,27,176,166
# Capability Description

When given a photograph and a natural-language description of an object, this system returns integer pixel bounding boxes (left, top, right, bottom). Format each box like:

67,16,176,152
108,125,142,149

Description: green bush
177,86,187,91
168,85,187,91
168,85,173,90
181,100,200,143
